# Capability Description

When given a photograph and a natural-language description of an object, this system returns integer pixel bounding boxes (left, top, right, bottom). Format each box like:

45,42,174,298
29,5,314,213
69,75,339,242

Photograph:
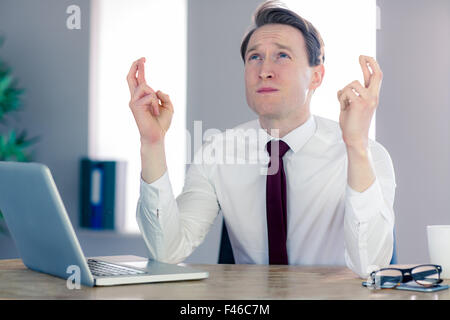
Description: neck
259,108,311,138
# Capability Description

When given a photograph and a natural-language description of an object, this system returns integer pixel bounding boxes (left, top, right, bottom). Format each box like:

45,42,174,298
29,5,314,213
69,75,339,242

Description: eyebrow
245,43,294,57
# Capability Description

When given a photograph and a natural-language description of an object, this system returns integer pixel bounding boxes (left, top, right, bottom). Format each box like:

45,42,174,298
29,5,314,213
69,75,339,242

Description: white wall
376,0,450,263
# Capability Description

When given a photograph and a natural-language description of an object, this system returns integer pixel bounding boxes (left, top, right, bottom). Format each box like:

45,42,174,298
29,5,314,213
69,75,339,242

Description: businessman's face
244,23,321,120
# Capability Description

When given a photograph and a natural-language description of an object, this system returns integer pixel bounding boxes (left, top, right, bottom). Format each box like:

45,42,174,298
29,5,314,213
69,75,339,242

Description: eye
248,54,260,61
279,52,290,59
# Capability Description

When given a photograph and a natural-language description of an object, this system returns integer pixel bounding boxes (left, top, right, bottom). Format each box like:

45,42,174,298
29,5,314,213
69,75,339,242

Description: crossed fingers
359,55,382,93
127,57,147,94
126,57,162,116
338,56,382,110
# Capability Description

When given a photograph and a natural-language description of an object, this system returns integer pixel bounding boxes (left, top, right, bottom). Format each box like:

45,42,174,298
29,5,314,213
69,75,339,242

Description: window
89,0,187,233
285,0,377,138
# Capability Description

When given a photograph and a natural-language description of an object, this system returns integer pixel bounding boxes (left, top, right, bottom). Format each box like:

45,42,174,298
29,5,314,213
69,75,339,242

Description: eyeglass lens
411,265,440,287
373,269,403,288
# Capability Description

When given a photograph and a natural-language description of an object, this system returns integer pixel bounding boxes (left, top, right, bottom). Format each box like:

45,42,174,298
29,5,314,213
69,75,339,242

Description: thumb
156,90,174,112
337,90,346,111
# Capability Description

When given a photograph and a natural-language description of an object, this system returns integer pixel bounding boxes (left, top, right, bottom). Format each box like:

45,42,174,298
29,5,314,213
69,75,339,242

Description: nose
258,59,274,80
259,71,273,80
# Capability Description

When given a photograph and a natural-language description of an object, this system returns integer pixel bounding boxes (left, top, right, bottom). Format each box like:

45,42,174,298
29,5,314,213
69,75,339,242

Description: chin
249,102,284,118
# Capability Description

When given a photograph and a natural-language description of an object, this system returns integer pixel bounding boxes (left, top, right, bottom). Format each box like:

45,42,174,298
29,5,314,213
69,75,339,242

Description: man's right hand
127,57,174,146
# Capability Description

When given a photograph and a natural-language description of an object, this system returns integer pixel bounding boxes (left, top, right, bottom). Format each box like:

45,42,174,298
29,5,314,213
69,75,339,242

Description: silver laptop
0,161,208,286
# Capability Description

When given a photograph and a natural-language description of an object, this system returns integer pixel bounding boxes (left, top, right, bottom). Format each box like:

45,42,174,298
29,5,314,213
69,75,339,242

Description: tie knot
266,140,290,158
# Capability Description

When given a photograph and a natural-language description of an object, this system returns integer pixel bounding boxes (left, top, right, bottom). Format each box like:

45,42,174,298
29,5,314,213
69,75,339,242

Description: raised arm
338,56,395,277
127,58,220,263
337,55,383,192
127,57,174,183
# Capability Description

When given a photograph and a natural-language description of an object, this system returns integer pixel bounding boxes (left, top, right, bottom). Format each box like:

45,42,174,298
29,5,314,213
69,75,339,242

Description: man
127,1,395,278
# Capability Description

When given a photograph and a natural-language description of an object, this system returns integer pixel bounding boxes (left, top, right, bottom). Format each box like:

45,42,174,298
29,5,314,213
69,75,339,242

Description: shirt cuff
139,171,173,214
345,179,385,224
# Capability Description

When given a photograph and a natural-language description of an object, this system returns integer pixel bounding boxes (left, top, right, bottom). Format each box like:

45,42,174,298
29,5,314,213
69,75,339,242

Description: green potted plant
0,36,39,234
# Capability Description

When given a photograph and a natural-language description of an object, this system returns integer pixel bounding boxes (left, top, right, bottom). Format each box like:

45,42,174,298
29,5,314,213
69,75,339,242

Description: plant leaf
0,129,37,161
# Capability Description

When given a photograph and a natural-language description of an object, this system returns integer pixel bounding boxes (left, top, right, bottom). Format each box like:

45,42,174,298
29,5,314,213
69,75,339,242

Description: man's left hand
338,55,383,150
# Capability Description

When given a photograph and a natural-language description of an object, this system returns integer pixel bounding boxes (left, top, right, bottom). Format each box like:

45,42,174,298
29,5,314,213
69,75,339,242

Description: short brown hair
240,0,325,66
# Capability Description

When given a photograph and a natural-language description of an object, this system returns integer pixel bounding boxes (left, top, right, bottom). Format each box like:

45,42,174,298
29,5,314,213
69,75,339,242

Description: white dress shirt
136,115,396,278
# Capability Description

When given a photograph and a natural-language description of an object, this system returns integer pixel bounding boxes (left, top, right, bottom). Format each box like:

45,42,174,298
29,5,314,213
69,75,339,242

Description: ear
309,63,325,91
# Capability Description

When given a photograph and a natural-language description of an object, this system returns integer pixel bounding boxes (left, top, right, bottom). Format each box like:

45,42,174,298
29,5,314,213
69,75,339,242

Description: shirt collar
257,115,317,154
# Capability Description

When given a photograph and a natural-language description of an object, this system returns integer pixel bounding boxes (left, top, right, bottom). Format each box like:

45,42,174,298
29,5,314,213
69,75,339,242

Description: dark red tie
266,140,290,265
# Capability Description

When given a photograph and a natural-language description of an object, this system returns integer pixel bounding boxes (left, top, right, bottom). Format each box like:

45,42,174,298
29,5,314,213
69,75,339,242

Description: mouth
257,88,279,94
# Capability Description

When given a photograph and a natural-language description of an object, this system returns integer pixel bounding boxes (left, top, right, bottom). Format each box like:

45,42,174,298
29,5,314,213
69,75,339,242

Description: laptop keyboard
87,259,148,277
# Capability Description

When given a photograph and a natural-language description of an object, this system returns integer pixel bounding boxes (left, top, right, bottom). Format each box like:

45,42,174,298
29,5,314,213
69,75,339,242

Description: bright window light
89,0,187,233
284,0,377,139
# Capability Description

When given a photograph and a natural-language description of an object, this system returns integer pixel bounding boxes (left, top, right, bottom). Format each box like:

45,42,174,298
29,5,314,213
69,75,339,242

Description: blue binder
80,158,126,230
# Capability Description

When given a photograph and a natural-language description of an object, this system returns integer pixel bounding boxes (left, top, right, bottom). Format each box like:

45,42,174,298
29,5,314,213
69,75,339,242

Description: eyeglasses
365,264,443,289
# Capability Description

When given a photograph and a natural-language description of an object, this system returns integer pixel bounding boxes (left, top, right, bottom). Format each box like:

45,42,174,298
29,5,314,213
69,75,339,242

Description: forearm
344,213,394,278
136,193,184,263
140,140,168,184
137,155,220,264
346,145,375,192
343,144,396,277
137,170,186,264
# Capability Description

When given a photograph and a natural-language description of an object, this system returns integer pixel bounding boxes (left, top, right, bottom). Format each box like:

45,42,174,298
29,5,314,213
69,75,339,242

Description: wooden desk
0,255,448,300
